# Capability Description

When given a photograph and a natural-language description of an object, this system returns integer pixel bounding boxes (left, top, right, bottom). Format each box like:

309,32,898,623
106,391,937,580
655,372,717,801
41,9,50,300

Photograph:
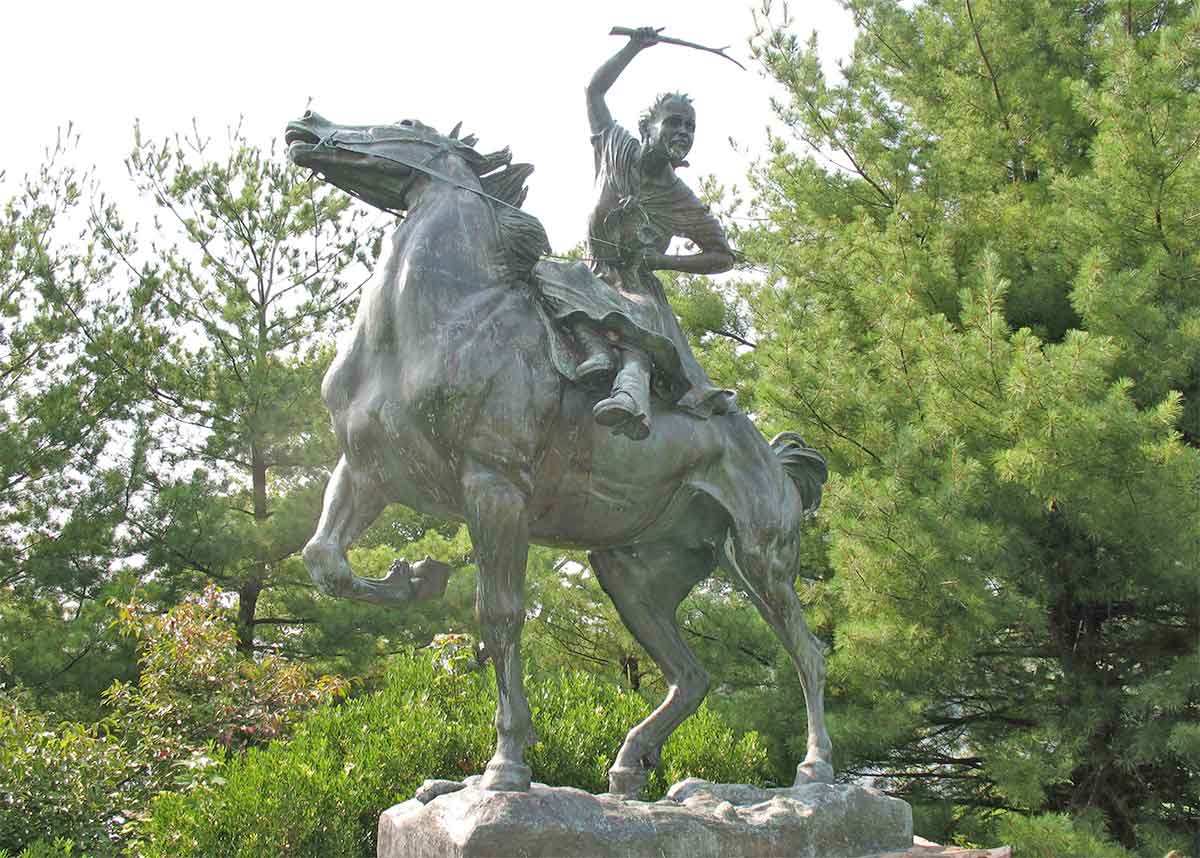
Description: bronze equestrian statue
286,26,832,799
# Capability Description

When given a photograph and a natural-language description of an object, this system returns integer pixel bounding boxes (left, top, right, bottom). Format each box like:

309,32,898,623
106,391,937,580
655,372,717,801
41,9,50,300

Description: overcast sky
2,1,855,249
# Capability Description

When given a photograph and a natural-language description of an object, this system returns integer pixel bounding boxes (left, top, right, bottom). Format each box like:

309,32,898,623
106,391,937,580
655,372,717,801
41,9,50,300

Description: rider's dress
532,120,736,418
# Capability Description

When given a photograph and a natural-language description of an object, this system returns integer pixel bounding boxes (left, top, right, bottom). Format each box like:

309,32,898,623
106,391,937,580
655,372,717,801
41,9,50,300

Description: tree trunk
236,576,262,655
621,654,641,691
236,438,270,656
1045,528,1140,849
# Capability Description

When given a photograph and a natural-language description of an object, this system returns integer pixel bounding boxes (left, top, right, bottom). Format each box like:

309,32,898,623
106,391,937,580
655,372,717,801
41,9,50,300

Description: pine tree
0,135,147,713
100,124,390,661
733,1,1200,851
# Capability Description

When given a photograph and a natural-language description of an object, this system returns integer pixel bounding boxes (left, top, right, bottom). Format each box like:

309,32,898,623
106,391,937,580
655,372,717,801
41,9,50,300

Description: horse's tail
770,432,828,517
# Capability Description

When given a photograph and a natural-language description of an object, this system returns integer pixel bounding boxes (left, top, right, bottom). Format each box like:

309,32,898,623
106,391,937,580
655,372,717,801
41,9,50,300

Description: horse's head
286,111,481,212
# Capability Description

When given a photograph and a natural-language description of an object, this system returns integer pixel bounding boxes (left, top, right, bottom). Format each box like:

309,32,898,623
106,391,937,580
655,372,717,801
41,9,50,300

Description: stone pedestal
378,777,914,858
870,838,1011,857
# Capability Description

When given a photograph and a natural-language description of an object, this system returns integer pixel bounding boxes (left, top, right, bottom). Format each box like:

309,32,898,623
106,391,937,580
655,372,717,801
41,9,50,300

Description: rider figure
542,25,738,441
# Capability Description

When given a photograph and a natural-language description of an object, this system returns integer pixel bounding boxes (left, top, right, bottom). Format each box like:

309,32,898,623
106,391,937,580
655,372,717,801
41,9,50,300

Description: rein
309,131,622,260
314,132,531,216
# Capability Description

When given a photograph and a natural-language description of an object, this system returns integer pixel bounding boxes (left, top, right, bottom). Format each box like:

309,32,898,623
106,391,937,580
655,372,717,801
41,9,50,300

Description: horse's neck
395,173,504,303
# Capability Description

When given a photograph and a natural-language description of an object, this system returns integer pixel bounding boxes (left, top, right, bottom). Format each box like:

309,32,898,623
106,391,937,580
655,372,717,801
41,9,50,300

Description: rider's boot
593,347,651,440
573,323,615,384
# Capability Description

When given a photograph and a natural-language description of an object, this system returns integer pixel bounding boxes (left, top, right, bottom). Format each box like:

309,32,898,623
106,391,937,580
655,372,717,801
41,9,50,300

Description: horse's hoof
794,759,834,785
608,766,648,799
479,760,531,792
351,567,416,605
409,556,453,601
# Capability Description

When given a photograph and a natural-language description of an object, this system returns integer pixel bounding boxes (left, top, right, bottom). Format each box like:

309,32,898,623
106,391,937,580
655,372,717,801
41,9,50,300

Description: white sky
2,0,855,250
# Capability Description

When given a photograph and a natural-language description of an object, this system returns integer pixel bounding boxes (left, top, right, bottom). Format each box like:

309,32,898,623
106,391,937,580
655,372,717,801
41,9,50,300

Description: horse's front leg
462,458,535,791
305,457,450,605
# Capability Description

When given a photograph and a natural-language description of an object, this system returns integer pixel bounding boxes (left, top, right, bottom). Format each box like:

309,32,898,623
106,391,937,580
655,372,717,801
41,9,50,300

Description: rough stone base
378,776,914,858
869,838,1011,857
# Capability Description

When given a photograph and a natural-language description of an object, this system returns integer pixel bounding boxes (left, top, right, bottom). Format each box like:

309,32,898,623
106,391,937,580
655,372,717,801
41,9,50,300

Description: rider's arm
645,208,736,275
645,247,736,275
587,28,661,134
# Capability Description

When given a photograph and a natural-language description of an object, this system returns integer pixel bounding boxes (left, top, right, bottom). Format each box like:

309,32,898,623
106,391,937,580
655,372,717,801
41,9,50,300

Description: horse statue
285,111,834,798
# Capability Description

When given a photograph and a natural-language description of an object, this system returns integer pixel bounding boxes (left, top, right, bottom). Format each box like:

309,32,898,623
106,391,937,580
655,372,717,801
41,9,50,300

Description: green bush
139,651,771,857
0,592,350,856
0,696,141,857
105,589,349,755
0,839,79,858
996,812,1132,858
527,668,770,796
905,803,1197,858
660,703,771,790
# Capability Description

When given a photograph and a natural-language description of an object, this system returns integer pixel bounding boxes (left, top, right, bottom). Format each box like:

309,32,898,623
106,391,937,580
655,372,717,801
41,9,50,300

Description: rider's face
648,103,696,165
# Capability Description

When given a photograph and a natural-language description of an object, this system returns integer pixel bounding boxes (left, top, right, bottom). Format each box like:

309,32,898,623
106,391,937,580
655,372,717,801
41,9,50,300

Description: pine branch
965,0,1010,133
713,328,758,349
31,639,97,687
681,623,774,668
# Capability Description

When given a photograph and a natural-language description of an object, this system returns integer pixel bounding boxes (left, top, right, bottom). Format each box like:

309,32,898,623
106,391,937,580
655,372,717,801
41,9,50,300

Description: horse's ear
449,121,462,139
461,134,479,147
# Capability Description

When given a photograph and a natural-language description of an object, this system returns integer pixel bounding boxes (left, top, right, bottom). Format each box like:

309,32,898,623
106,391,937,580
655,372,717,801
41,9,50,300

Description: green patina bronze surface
286,27,832,800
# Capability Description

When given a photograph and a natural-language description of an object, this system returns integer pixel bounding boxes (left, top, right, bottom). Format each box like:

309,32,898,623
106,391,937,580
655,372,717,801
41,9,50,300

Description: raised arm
587,27,661,134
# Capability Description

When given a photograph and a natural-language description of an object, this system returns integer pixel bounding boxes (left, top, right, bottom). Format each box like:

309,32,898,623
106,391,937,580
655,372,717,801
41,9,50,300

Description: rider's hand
630,27,664,49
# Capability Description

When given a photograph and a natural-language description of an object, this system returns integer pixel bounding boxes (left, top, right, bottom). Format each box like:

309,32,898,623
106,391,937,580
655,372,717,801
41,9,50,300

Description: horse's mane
445,127,550,280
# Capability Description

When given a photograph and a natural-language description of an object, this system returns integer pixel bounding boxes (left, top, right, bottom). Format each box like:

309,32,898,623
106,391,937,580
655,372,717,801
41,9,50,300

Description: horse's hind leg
722,534,834,785
303,456,422,605
590,543,713,798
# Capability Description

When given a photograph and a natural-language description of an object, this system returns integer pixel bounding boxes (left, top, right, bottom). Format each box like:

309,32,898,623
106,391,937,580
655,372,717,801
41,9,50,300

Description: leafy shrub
105,588,348,754
0,839,79,858
0,591,347,856
660,702,771,789
525,668,652,793
0,694,141,856
139,649,771,857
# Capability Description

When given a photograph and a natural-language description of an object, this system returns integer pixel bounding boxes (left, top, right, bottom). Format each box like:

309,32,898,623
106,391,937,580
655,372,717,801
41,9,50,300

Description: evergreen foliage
723,1,1200,851
97,124,394,666
0,135,148,716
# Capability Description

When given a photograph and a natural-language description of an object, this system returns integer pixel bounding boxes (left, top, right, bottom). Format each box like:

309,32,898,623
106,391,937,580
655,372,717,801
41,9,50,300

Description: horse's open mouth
285,123,321,148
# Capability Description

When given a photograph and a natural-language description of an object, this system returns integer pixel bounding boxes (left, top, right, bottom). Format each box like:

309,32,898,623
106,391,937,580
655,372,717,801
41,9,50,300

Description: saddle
529,259,736,418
